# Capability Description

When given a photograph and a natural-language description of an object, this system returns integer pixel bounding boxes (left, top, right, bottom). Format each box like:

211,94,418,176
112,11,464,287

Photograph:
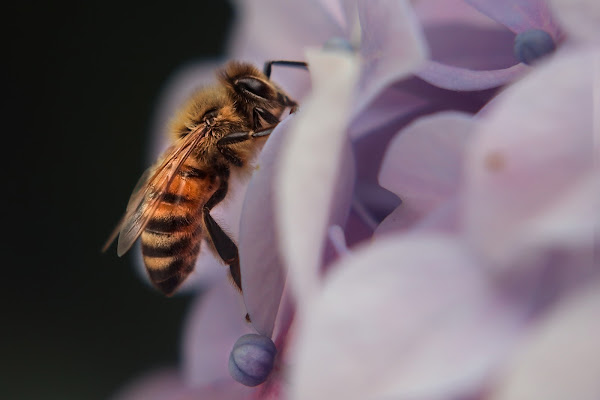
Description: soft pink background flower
113,1,599,399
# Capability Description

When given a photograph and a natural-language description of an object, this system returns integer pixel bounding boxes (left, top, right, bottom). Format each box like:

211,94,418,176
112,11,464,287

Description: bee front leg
216,126,276,165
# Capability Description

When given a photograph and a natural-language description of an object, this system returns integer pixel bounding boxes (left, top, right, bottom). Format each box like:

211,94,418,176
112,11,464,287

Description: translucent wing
103,126,208,256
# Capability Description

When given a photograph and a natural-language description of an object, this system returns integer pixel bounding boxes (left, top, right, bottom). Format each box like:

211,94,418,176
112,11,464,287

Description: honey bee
104,60,306,295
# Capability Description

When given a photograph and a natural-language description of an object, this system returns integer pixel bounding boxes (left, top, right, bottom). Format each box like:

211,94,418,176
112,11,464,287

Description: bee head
219,61,296,130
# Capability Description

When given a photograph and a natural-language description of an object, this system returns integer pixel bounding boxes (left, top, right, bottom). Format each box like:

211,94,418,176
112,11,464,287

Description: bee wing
103,126,208,256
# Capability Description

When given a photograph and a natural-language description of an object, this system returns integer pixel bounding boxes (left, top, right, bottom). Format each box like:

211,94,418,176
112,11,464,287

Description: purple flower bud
514,29,556,65
228,334,277,387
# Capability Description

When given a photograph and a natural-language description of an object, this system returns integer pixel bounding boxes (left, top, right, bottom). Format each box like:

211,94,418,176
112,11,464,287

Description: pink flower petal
423,20,517,71
414,0,503,28
378,111,477,211
111,368,255,400
182,280,253,387
491,281,600,400
317,0,356,34
373,199,432,236
348,82,431,139
465,0,560,36
228,0,341,64
110,369,186,400
411,0,532,91
290,234,525,400
416,62,527,91
518,170,600,257
355,0,427,113
276,49,359,308
549,0,600,44
375,195,460,237
238,119,292,338
350,73,499,139
464,47,598,269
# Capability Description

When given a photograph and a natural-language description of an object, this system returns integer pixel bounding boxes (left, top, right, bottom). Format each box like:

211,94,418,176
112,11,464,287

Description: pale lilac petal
344,208,377,247
412,195,461,233
373,199,431,236
350,74,498,139
412,0,529,91
348,82,430,139
355,0,428,113
549,0,600,44
228,0,341,64
415,0,503,28
491,282,600,400
423,21,517,71
238,119,292,337
290,234,525,400
317,0,357,35
379,111,477,211
517,171,600,257
111,369,255,400
110,369,186,400
465,0,560,37
375,195,460,237
276,49,359,308
416,62,527,91
182,280,253,387
464,47,598,268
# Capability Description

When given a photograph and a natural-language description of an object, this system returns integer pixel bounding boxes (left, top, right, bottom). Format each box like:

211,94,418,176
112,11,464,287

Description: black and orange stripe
140,163,216,295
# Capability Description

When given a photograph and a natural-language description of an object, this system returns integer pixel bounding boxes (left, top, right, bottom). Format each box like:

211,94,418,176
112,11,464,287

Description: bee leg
218,126,276,145
216,126,276,165
202,208,242,291
202,175,244,292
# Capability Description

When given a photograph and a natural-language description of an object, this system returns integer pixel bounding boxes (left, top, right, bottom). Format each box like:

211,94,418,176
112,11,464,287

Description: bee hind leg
203,209,250,323
203,175,253,323
203,207,242,291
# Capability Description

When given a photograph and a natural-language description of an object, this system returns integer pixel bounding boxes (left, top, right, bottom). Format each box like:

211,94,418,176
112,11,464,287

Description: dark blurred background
3,2,233,399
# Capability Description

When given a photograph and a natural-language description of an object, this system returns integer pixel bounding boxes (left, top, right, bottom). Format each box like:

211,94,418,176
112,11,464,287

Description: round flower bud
228,334,277,387
514,29,556,65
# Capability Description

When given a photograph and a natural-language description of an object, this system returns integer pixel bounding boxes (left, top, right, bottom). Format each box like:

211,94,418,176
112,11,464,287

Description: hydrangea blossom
111,0,599,399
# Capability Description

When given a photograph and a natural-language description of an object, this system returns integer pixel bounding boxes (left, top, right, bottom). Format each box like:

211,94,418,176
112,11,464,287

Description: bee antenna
263,60,308,79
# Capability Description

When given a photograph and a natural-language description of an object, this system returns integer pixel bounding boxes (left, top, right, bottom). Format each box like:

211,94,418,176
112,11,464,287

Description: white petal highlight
491,282,600,400
465,47,598,267
182,281,253,387
549,0,600,44
379,111,476,211
416,61,527,91
290,234,524,400
239,120,291,338
276,49,360,308
356,0,428,112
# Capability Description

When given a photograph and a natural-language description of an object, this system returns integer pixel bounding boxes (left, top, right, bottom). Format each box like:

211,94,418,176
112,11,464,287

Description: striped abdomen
141,163,216,295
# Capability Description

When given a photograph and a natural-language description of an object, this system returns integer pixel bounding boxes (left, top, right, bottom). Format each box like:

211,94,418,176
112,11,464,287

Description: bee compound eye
236,77,271,100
